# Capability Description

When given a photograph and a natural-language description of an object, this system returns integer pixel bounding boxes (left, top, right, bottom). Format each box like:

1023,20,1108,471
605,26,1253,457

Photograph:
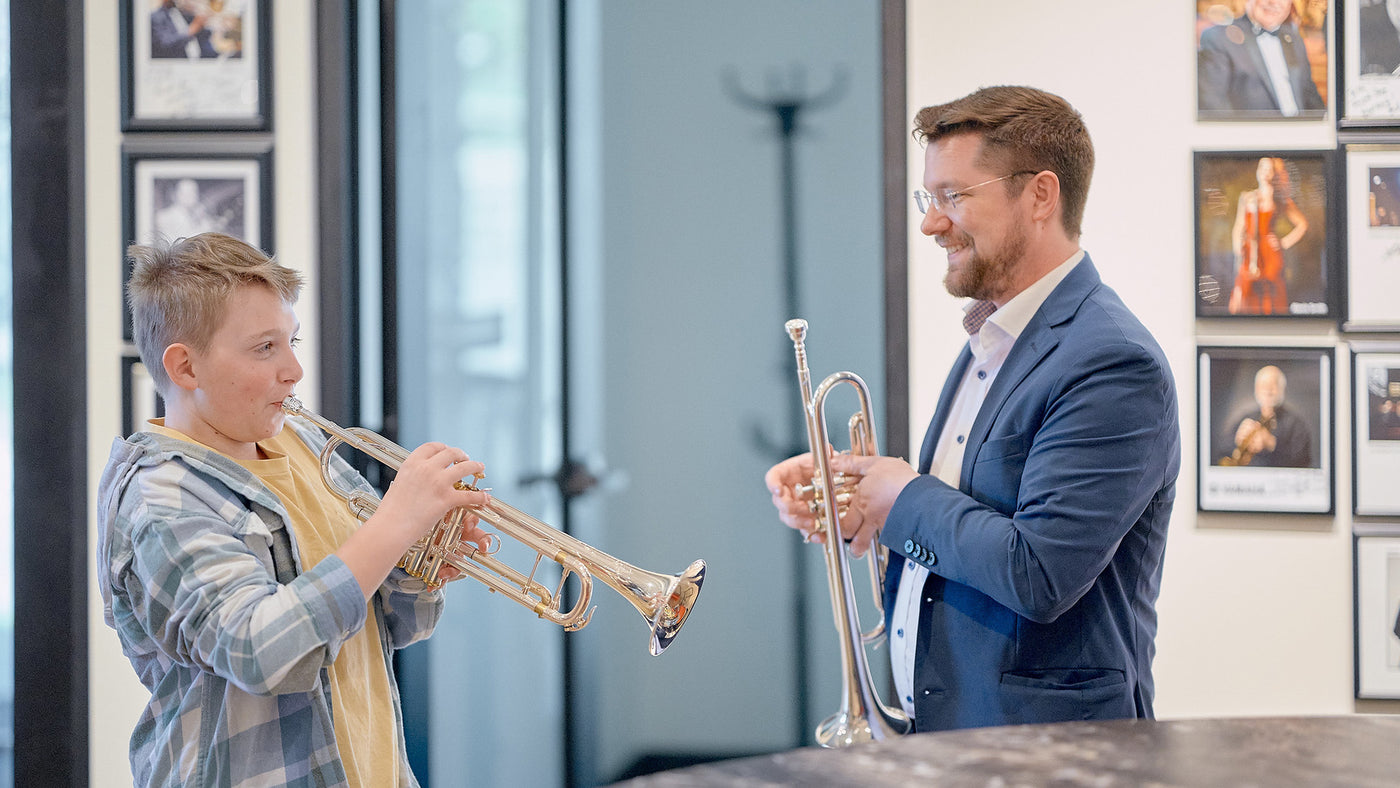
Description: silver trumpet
785,319,911,746
282,396,705,656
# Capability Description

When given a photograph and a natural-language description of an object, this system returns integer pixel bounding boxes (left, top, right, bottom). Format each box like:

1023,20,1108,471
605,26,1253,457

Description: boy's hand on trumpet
380,442,490,540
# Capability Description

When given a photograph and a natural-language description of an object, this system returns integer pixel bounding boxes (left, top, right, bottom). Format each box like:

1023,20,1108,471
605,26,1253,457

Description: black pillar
11,0,88,785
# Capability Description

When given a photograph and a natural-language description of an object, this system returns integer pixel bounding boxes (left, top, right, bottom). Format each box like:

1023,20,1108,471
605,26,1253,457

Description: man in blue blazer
1197,0,1325,118
767,85,1180,733
150,0,217,60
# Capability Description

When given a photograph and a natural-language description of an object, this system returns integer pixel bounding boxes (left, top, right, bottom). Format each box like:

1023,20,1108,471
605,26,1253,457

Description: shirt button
896,628,904,637
906,695,913,703
956,434,965,444
977,370,986,380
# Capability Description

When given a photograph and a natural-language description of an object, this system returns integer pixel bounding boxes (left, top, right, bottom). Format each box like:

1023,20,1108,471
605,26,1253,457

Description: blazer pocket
1001,668,1124,691
999,668,1133,723
974,433,1029,463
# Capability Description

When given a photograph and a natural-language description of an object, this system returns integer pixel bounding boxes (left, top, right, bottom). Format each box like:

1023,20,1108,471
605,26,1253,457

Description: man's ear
1027,170,1062,226
163,343,199,392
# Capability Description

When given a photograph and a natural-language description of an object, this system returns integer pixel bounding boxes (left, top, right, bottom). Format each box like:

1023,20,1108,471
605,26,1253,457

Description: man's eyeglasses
913,170,1039,215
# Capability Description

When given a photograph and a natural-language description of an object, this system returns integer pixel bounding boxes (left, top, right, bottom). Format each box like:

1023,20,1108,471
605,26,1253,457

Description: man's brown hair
126,232,304,396
913,85,1094,237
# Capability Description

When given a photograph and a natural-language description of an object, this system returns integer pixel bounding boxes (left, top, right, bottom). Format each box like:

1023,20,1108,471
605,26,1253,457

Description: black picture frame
1338,0,1400,127
1195,0,1330,122
1340,142,1400,331
1354,528,1400,699
120,0,272,131
1352,345,1400,516
121,140,275,340
1194,149,1336,319
1197,345,1335,514
121,354,164,437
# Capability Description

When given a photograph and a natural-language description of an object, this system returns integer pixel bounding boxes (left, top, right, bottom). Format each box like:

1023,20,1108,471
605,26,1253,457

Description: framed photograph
120,0,271,131
1196,0,1329,121
1194,150,1335,318
1353,347,1400,515
1339,0,1400,126
121,354,163,437
121,142,274,339
1342,144,1400,330
1198,345,1334,514
1354,530,1400,699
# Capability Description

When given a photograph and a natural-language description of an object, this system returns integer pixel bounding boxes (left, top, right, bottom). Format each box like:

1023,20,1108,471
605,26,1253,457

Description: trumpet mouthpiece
785,318,808,342
282,395,303,415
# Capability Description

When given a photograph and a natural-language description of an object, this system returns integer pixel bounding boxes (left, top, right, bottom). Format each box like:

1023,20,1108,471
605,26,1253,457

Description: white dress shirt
1254,27,1300,116
889,250,1084,719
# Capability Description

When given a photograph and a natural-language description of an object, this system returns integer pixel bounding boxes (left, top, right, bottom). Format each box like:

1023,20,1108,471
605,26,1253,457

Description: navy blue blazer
880,256,1180,732
1197,17,1324,117
150,6,217,60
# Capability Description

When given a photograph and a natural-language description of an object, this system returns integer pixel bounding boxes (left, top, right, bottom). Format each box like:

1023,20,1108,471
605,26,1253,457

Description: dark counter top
613,715,1400,787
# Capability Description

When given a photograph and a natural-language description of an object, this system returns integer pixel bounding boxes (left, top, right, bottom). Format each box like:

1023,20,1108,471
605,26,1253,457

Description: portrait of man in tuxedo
1197,0,1327,119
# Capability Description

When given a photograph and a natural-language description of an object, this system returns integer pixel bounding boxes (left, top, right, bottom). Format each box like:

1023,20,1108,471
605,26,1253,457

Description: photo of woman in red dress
1228,157,1309,315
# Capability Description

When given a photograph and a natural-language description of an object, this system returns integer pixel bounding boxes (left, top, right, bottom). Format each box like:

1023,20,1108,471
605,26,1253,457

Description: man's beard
943,221,1029,301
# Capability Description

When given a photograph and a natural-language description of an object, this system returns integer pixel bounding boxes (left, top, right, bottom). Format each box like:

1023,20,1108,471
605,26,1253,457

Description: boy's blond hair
126,232,304,396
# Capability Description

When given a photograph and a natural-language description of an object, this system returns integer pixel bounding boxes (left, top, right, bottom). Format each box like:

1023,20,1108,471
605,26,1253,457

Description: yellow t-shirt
145,421,400,788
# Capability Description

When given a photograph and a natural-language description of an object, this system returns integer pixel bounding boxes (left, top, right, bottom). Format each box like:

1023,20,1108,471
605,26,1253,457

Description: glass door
376,2,888,786
386,1,566,785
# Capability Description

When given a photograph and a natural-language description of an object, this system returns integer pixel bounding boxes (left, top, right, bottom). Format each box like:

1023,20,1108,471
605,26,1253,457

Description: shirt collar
977,249,1085,346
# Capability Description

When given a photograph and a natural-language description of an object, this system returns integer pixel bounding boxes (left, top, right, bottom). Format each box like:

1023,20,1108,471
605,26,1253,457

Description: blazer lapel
959,257,1103,484
1279,23,1311,100
1237,19,1280,107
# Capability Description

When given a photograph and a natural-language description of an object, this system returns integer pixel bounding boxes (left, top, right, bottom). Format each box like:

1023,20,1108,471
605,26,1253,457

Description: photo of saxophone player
1220,364,1314,468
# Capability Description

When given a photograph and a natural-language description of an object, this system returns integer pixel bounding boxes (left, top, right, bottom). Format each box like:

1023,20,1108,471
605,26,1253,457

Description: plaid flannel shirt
97,416,444,787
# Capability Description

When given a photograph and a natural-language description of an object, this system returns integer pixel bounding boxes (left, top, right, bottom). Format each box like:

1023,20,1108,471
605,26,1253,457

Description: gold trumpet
282,396,705,656
785,319,910,747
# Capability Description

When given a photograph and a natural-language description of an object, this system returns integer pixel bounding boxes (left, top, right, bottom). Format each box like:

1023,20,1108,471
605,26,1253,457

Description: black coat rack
725,64,847,748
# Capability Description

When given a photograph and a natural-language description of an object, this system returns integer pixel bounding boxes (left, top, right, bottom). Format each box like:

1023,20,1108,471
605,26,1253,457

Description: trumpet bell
644,559,706,656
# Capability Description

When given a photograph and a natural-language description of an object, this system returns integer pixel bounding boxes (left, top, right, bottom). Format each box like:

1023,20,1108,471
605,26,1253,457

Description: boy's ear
163,343,199,392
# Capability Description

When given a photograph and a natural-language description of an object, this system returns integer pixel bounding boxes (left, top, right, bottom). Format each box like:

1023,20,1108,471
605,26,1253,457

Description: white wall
906,1,1391,719
84,1,321,783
